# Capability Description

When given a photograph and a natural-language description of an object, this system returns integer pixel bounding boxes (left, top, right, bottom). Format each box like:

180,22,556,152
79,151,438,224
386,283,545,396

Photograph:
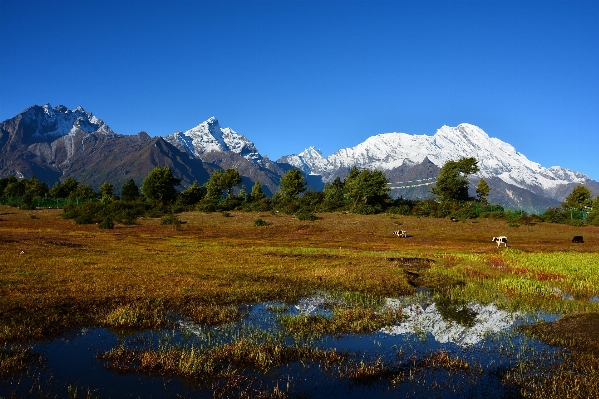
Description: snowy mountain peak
23,104,114,139
300,146,324,159
164,117,264,165
278,123,592,195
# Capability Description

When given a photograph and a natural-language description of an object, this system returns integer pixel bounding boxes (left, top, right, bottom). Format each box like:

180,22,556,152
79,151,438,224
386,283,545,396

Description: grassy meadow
1,205,599,397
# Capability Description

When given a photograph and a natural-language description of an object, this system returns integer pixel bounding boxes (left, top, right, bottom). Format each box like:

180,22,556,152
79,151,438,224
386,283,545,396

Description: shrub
295,210,319,221
542,207,566,223
386,205,411,215
98,218,114,229
254,218,270,226
160,215,181,225
74,213,94,224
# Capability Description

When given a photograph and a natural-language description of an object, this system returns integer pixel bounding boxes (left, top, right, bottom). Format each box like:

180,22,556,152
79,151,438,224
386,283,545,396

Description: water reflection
381,299,520,347
1,292,560,399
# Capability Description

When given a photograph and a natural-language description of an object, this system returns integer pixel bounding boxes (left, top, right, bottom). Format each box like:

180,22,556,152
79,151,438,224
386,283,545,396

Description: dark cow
492,236,508,248
393,230,407,238
572,236,584,243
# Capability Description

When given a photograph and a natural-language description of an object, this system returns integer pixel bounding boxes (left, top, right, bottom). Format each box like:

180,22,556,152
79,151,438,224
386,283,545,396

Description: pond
1,291,563,398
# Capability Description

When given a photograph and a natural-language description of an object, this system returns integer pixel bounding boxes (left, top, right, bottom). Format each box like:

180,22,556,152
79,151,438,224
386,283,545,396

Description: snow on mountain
280,123,591,193
25,104,114,139
165,117,263,165
278,146,328,175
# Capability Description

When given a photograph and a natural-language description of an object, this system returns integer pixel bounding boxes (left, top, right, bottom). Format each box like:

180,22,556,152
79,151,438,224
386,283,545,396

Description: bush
565,218,585,227
386,204,411,215
196,199,218,213
75,214,94,224
98,218,114,229
254,218,270,226
353,204,376,215
542,207,566,223
481,210,506,219
295,210,319,221
160,215,181,225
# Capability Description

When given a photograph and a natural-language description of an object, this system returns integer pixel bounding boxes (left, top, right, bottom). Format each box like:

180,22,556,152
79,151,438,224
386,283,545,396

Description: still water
1,291,562,398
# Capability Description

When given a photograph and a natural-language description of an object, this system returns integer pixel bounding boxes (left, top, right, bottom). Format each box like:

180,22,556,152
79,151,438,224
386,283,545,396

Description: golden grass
1,205,598,344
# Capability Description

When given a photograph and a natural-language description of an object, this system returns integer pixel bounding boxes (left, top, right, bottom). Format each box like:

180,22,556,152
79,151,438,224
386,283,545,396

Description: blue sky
1,0,598,180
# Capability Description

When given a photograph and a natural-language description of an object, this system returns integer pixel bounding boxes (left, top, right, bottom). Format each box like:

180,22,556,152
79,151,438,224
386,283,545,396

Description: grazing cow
393,230,407,238
492,236,508,248
450,217,458,222
572,236,584,243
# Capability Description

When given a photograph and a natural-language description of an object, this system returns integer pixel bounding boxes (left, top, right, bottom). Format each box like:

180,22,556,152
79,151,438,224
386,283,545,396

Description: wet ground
1,291,564,398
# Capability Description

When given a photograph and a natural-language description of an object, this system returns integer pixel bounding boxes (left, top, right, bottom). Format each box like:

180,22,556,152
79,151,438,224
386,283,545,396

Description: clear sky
1,0,598,180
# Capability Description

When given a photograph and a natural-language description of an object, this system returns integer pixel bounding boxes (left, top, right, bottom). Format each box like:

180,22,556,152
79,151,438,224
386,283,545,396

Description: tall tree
221,169,242,198
0,176,18,196
121,179,140,202
100,181,116,202
177,181,206,205
321,177,345,211
49,176,79,198
250,180,266,201
141,166,181,205
204,170,225,202
343,167,389,209
70,184,97,200
475,178,490,203
561,185,593,211
430,157,479,203
279,169,307,199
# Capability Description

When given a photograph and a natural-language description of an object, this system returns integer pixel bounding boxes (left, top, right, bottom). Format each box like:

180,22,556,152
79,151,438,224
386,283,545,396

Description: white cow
492,236,508,247
393,230,407,238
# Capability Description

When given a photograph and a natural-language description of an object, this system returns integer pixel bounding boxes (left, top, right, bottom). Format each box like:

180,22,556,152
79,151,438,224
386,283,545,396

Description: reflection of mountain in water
382,300,519,347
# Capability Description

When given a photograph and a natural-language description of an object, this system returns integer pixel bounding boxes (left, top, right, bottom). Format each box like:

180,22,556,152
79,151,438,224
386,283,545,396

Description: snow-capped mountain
2,105,597,208
22,104,114,140
164,117,264,165
278,123,595,205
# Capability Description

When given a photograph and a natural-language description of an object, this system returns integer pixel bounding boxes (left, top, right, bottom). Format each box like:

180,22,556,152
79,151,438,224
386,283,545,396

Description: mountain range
1,104,597,210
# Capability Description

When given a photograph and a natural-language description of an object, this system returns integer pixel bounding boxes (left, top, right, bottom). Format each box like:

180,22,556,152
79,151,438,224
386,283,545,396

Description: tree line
1,157,598,227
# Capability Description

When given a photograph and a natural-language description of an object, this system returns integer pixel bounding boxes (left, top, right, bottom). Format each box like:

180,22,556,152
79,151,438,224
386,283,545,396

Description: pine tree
475,178,490,203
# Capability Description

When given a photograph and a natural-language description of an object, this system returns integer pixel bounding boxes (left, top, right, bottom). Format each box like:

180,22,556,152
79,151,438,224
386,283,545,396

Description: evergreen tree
50,177,79,198
279,169,307,199
121,179,140,202
250,180,266,201
3,178,26,197
430,157,479,203
321,177,345,211
141,166,181,205
0,176,18,196
475,178,490,203
221,169,242,198
70,184,97,200
204,170,226,202
177,181,206,205
100,181,116,202
343,167,389,210
561,185,593,211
